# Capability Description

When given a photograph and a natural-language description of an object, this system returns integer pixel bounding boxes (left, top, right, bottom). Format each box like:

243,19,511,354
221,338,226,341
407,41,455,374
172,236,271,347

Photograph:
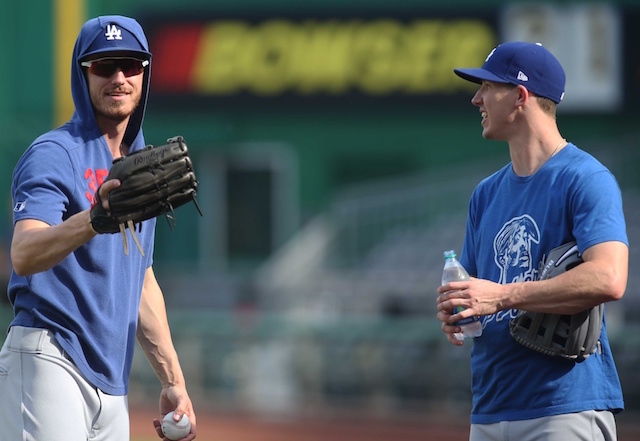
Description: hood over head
70,16,152,149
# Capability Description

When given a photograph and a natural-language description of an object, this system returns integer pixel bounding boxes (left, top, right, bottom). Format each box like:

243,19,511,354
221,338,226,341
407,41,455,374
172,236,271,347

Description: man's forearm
137,267,186,388
11,212,97,276
504,241,628,314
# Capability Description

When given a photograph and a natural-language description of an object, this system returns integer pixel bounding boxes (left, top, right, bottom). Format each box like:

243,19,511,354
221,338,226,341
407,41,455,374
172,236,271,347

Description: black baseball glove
90,136,202,255
509,241,603,362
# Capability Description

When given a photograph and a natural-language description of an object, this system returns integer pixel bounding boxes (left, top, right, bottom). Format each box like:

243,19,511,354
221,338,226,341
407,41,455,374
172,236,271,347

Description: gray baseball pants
470,409,617,441
0,326,130,441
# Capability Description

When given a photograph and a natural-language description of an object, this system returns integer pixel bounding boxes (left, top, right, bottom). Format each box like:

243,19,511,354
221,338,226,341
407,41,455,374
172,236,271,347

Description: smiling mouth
106,93,130,103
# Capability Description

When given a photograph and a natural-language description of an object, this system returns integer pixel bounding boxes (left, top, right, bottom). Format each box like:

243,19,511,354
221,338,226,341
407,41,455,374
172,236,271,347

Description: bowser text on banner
150,19,496,97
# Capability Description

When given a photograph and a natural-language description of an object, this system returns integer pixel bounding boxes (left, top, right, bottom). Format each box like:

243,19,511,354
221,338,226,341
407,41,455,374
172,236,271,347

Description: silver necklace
551,139,566,157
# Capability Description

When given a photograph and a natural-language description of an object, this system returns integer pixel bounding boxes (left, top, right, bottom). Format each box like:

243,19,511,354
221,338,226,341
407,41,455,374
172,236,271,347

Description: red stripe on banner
150,24,203,92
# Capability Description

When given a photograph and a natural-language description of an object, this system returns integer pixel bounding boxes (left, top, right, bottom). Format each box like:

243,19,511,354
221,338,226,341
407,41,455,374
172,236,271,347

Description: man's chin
481,129,497,140
99,106,137,123
105,112,132,123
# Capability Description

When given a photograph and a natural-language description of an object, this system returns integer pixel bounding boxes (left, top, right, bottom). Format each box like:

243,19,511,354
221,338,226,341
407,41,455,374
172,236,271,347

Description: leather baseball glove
90,136,202,255
509,241,603,362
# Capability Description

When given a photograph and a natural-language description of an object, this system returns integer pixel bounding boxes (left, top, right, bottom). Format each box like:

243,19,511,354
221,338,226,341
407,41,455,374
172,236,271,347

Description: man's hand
436,278,508,345
437,277,508,317
152,385,196,440
92,178,122,215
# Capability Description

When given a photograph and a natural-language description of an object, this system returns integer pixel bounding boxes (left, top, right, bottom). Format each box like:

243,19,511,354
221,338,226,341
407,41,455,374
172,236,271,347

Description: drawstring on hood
70,16,152,150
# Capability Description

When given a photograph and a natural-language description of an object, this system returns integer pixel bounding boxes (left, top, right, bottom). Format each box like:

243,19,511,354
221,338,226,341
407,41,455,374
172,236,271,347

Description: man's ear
515,85,530,108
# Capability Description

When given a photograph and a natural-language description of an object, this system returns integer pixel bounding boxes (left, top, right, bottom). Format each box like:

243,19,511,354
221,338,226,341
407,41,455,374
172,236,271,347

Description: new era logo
517,71,529,82
105,24,122,41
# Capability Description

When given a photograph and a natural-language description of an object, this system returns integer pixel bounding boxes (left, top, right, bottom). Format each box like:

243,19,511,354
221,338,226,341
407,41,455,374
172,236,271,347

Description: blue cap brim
454,68,509,85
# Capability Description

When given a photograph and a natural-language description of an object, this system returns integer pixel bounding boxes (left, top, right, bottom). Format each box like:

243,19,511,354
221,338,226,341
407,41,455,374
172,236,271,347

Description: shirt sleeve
12,142,75,227
571,169,628,252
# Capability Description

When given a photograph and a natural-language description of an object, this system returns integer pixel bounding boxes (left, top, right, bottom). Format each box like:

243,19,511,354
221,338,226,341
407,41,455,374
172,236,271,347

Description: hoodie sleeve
12,141,76,227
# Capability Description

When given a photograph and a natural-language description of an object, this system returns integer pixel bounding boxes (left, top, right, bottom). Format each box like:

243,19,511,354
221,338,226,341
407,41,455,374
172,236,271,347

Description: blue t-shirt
8,16,155,396
460,143,627,424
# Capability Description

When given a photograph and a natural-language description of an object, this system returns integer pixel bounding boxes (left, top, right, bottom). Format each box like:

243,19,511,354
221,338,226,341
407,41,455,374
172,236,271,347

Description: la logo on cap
485,48,496,62
105,24,122,41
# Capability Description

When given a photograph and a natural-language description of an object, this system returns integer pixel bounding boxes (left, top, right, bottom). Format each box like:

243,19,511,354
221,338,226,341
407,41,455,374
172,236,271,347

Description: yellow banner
153,18,496,96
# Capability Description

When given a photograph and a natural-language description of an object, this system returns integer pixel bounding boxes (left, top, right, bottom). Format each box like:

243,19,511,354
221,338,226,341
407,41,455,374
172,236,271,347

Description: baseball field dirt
131,407,640,441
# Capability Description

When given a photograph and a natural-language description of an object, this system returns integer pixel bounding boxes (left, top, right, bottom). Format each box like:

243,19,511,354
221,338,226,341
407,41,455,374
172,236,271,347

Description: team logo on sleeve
13,201,27,212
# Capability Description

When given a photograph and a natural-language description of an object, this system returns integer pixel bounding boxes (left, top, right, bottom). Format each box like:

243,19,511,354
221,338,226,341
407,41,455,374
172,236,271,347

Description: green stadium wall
1,0,639,271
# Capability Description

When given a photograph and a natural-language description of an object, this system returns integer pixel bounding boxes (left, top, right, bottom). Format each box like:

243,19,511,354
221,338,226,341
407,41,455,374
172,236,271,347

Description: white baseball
161,411,191,440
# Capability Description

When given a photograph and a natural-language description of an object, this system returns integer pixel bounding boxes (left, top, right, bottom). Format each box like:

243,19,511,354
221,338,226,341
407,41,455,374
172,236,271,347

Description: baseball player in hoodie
1,16,196,440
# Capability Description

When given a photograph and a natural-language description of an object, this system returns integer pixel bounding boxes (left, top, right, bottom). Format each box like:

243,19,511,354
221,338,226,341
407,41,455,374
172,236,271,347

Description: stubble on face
88,74,143,124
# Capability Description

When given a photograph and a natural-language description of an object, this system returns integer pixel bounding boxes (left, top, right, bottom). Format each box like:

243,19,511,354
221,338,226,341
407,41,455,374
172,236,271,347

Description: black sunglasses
81,57,149,78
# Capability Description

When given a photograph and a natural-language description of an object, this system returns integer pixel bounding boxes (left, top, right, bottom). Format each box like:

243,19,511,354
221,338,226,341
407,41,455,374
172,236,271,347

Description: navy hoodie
9,16,156,395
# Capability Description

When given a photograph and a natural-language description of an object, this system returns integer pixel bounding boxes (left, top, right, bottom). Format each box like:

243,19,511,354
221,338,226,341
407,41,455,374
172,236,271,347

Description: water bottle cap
443,250,457,259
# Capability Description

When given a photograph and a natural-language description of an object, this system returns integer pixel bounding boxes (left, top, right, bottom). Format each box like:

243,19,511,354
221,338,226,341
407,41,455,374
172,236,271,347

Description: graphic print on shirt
85,168,109,204
480,215,541,328
493,214,540,284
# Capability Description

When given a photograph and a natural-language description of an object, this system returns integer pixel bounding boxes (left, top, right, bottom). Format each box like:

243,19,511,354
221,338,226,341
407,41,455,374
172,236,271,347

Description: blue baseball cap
454,41,565,104
80,16,151,61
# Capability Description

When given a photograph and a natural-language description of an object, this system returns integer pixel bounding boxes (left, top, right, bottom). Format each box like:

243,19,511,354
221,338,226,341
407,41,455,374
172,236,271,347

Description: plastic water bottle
441,250,483,340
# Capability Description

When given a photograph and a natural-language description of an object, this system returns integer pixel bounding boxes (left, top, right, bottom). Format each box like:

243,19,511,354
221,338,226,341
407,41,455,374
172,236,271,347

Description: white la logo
105,24,122,41
485,47,496,62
